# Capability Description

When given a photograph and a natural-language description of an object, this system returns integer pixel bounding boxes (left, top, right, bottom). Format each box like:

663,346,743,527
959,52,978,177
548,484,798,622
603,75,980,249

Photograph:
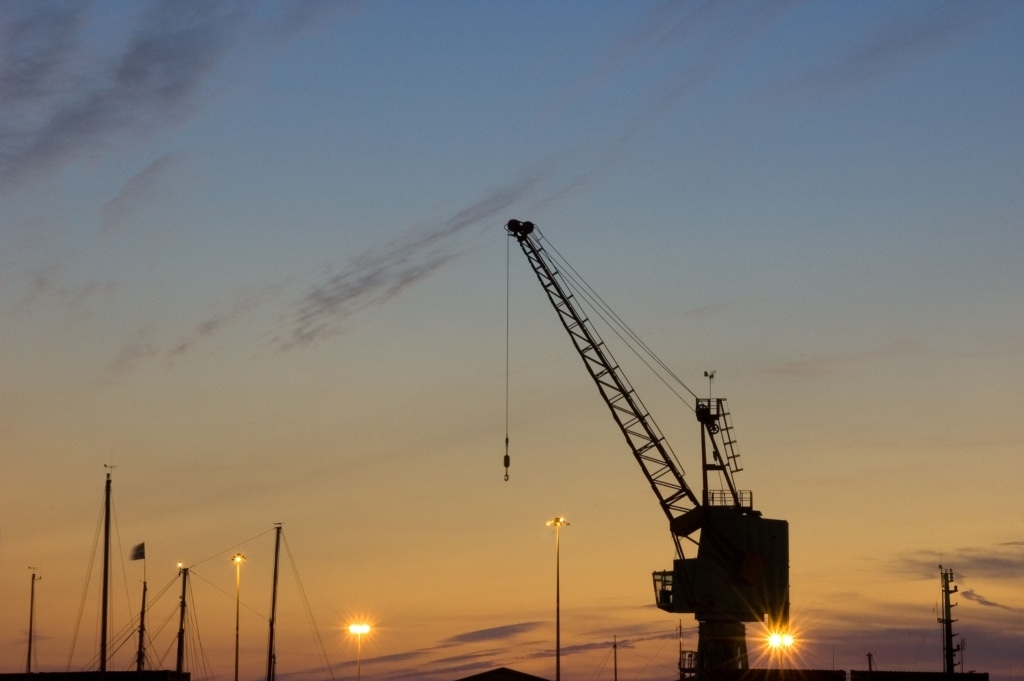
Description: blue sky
1,2,1022,680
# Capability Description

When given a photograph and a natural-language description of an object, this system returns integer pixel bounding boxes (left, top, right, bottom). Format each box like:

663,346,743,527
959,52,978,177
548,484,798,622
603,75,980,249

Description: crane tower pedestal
697,621,749,671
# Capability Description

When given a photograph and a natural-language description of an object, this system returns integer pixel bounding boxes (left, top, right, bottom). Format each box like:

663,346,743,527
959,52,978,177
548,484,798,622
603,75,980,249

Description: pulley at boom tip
506,219,535,241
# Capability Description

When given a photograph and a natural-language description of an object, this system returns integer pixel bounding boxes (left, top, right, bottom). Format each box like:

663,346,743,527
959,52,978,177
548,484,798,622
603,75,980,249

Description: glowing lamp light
348,623,372,681
766,631,795,650
762,626,797,669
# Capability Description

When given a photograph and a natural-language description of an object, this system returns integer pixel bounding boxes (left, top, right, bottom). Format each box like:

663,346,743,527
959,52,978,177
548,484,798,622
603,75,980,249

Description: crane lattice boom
508,219,701,554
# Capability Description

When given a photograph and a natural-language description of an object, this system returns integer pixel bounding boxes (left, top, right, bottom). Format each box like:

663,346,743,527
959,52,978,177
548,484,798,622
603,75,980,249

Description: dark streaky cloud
0,0,350,193
0,0,250,190
166,284,281,363
888,543,1024,582
101,153,183,232
0,1,88,103
440,621,544,646
263,0,362,43
961,589,1023,612
770,3,992,98
282,173,544,349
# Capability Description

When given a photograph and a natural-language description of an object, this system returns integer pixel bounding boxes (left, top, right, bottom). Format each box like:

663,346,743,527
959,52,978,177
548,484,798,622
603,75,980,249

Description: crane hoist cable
504,233,512,481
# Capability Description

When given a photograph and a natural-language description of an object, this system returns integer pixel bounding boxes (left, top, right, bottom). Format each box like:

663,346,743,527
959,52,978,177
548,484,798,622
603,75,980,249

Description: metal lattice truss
510,222,702,553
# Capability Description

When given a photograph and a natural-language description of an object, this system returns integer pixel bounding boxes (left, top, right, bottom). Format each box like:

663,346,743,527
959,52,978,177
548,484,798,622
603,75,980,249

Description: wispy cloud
640,0,800,118
262,0,362,43
100,163,571,374
0,1,88,99
544,0,800,125
0,1,253,190
280,172,546,350
961,588,1023,612
106,324,162,378
103,283,285,378
167,283,284,362
101,153,183,232
0,1,353,192
765,338,924,377
9,262,118,321
887,543,1024,582
440,622,545,646
769,3,993,99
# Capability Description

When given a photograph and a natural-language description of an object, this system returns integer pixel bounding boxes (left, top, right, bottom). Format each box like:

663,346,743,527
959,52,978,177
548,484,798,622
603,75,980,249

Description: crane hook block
506,219,535,241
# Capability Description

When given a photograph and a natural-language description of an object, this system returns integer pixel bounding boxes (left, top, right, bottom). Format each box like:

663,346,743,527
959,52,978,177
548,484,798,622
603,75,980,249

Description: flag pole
132,543,147,671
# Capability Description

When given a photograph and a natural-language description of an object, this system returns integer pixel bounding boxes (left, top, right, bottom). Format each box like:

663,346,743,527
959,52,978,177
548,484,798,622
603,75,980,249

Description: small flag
130,542,146,560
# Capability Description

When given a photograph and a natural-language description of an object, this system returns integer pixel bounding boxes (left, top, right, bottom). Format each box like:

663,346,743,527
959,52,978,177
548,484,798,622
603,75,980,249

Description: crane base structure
655,507,789,671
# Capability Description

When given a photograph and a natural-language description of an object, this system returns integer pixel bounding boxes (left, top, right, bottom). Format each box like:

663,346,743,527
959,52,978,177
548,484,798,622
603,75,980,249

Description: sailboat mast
100,472,111,672
26,569,39,673
176,566,189,674
266,523,282,681
136,580,148,671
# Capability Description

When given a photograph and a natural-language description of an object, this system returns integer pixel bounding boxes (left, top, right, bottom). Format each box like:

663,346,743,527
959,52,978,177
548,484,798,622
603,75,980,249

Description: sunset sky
1,2,1022,680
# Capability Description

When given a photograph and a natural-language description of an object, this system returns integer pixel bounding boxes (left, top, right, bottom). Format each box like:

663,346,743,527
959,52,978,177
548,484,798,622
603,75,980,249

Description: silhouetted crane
507,219,790,676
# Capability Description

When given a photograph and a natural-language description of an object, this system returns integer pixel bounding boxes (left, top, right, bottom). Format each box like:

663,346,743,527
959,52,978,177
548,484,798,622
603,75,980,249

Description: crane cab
654,507,789,625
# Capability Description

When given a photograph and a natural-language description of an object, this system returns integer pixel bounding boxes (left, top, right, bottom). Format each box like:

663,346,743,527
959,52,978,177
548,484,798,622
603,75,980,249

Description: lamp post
349,623,371,681
232,553,245,681
546,516,569,681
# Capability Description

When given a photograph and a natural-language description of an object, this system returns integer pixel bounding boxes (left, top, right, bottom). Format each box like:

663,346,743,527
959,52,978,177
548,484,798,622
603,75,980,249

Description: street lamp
232,553,245,681
546,516,569,681
349,623,371,681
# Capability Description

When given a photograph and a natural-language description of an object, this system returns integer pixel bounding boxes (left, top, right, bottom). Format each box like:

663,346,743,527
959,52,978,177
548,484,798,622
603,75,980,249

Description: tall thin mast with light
547,516,569,681
232,553,246,681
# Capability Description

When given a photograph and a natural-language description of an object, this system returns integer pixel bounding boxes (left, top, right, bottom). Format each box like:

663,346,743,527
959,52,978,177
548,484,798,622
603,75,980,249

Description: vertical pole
26,570,38,673
235,562,241,681
100,472,111,673
556,523,561,681
176,567,189,675
266,525,282,681
699,412,710,507
136,580,148,671
939,565,959,674
678,621,683,681
356,633,363,681
546,516,569,681
233,553,245,681
613,635,618,681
